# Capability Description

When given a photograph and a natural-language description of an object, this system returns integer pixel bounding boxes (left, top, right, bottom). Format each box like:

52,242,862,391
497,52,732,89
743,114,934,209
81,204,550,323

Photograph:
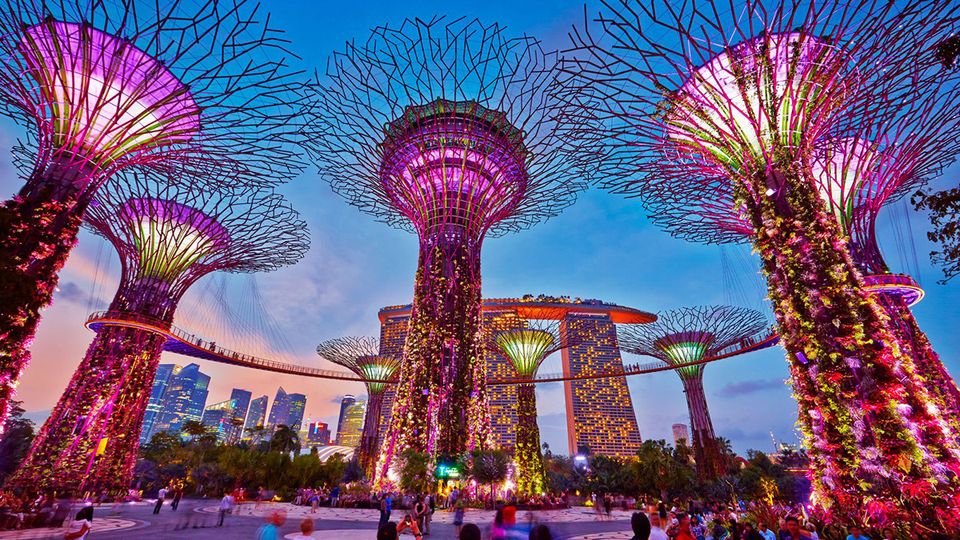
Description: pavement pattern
0,500,638,539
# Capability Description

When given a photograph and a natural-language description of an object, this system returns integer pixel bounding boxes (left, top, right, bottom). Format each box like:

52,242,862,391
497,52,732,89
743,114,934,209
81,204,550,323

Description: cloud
715,378,785,398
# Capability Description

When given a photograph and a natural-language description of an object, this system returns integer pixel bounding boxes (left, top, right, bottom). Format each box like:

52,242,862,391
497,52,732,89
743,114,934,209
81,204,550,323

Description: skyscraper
673,423,690,447
377,298,650,457
267,387,307,432
201,399,237,443
244,395,269,440
306,422,331,446
227,389,252,445
336,394,356,437
336,397,366,447
562,313,643,457
148,363,211,439
140,363,175,444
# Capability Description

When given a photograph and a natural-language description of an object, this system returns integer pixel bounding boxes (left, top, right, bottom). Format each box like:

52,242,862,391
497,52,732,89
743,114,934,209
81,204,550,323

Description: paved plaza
0,501,639,539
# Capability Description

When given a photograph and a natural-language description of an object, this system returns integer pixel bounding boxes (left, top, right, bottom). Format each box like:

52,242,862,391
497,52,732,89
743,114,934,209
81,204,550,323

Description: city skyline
1,0,958,459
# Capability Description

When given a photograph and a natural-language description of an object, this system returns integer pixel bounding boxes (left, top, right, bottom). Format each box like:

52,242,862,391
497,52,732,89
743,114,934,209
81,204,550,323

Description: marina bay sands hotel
376,296,653,457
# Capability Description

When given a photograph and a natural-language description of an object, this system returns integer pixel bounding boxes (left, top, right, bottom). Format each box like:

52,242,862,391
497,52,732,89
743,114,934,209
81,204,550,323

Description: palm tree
181,420,208,441
469,449,510,505
269,424,300,455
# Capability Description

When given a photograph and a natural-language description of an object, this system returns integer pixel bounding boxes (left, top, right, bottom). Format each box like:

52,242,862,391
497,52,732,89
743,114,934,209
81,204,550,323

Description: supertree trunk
358,392,385,479
7,278,177,494
873,293,960,434
741,163,960,525
515,383,546,497
679,372,721,481
6,324,167,494
0,161,97,432
376,234,487,485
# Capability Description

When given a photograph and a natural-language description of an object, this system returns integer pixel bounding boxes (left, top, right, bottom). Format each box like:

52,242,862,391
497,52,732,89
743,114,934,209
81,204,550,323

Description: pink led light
19,21,200,164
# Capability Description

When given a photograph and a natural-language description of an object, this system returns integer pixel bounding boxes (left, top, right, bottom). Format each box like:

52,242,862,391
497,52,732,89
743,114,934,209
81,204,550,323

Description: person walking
413,496,427,533
217,491,234,527
330,484,340,508
153,487,167,515
379,492,393,529
453,500,466,537
423,493,433,536
64,507,93,540
171,486,183,511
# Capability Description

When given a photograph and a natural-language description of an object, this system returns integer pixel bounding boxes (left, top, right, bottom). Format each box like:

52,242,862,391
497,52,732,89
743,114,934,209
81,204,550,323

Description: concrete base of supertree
743,163,960,528
0,163,94,435
6,324,166,494
375,237,488,487
515,383,546,497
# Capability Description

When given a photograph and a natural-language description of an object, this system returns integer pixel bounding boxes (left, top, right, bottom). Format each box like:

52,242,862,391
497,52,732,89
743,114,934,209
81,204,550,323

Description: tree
914,187,960,282
181,420,208,440
469,449,510,503
397,449,432,495
269,425,300,455
0,401,34,482
633,440,696,501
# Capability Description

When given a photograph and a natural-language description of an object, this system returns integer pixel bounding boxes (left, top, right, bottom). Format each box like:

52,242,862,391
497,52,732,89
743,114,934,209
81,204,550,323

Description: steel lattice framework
567,0,960,528
8,171,308,494
0,0,305,432
316,336,401,478
301,16,599,485
618,306,767,480
491,310,573,497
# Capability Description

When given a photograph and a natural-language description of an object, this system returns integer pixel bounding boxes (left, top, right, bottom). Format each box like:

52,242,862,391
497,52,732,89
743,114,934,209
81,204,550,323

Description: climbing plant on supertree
567,0,960,530
5,170,308,494
0,0,304,432
618,306,768,481
301,17,599,486
316,337,401,479
491,309,574,496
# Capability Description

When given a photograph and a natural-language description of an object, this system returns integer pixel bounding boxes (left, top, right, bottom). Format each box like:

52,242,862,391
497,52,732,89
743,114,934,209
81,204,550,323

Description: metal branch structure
490,310,573,496
618,306,767,480
302,17,598,486
316,337,402,479
7,171,308,494
567,0,960,527
0,0,304,432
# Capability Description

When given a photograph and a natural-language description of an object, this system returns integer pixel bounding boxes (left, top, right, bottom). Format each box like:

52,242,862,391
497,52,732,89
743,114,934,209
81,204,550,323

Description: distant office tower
377,298,650,457
673,423,690,447
307,422,331,446
201,399,237,443
336,398,366,447
562,313,643,457
229,389,252,443
244,395,269,439
150,363,211,438
141,364,176,444
287,394,307,432
267,387,307,432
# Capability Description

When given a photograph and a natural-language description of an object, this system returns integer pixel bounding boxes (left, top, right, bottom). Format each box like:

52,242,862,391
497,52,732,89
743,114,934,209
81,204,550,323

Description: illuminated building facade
152,363,210,438
336,398,367,448
201,399,237,443
244,395,269,439
141,363,176,444
268,387,307,432
377,297,652,456
307,422,331,446
562,313,643,457
229,389,252,444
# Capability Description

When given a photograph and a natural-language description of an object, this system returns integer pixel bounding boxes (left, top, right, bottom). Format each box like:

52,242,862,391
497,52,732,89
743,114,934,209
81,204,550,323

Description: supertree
639,91,960,433
316,336,402,479
618,306,768,480
490,311,572,496
6,171,308,493
0,0,304,431
302,17,598,484
567,0,960,528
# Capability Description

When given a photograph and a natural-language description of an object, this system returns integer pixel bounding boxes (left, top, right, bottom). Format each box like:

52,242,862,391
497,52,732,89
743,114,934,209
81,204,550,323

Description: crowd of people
0,491,96,539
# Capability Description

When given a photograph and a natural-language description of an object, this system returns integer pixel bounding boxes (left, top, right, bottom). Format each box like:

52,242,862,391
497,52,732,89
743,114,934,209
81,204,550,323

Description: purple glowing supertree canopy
0,0,304,432
6,171,308,493
301,17,599,485
316,337,402,479
567,0,960,527
618,306,768,480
